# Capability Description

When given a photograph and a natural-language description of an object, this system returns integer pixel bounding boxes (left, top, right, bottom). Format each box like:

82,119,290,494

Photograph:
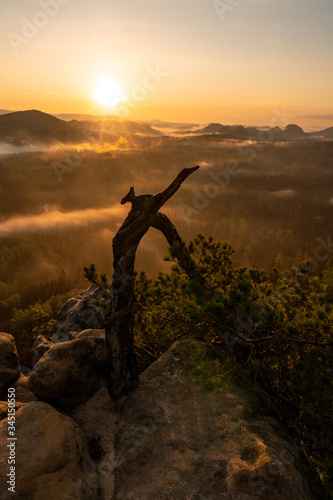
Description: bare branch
149,166,200,212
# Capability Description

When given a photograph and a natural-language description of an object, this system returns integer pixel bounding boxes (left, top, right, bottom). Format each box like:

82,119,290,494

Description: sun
93,77,125,108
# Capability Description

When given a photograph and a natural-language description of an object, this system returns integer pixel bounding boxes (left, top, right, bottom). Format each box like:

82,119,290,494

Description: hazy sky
1,0,332,125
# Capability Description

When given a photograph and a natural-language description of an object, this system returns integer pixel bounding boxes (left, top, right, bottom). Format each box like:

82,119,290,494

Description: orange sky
1,0,333,128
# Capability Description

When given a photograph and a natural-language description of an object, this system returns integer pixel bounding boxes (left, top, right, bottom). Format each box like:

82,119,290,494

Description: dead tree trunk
105,166,199,398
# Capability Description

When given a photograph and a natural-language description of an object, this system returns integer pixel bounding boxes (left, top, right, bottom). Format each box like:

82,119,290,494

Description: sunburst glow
93,77,125,108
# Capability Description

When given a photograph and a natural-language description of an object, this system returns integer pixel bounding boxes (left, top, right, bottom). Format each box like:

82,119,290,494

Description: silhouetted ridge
0,109,162,145
0,109,86,145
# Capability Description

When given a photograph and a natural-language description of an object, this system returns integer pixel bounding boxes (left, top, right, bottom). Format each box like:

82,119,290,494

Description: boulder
28,334,107,411
76,328,105,340
71,328,154,374
12,374,38,403
0,401,100,499
51,286,104,343
113,339,316,500
31,334,54,367
0,401,25,421
0,333,20,399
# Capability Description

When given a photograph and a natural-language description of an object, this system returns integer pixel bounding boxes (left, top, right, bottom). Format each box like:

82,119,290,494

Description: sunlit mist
0,206,127,238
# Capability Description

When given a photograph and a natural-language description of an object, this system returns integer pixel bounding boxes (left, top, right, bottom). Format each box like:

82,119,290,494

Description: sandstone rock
0,401,100,499
51,286,104,343
70,380,122,500
76,328,156,373
31,334,54,367
77,328,155,374
0,333,20,399
76,328,105,340
13,374,38,403
0,401,25,421
28,335,107,411
113,339,316,500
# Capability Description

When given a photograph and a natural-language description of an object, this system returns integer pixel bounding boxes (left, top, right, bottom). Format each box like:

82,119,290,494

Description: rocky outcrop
76,328,156,374
0,401,100,500
28,332,107,411
12,374,38,403
76,328,106,340
31,334,54,367
51,286,104,343
0,333,20,399
0,330,319,499
27,327,156,412
70,381,121,500
112,339,316,500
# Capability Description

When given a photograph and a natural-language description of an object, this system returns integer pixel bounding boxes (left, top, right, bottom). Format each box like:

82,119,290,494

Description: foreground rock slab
113,339,316,500
0,401,100,500
70,381,122,500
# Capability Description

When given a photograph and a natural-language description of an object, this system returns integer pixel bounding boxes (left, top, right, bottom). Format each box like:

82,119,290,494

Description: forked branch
105,166,200,398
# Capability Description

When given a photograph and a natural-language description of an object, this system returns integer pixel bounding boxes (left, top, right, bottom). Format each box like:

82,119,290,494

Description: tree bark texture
105,166,199,398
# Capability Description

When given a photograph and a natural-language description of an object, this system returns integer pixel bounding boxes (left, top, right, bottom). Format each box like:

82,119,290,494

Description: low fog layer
0,206,125,238
0,137,332,292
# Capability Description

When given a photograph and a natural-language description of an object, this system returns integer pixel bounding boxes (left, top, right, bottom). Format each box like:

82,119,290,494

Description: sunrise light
93,77,125,109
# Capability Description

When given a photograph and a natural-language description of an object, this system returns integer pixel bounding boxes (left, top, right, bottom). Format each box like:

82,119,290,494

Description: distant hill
0,110,332,145
0,110,87,145
196,123,227,134
311,127,333,139
181,122,330,142
56,114,161,135
184,123,261,140
0,110,161,146
276,124,306,141
78,119,162,137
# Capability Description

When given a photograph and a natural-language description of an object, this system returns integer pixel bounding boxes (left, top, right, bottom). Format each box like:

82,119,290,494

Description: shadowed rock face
28,328,155,411
112,339,316,500
12,374,38,403
51,286,104,343
28,333,107,411
0,332,20,399
0,401,100,500
31,334,54,368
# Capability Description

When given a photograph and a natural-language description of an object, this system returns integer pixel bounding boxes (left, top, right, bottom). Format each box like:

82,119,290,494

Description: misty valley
1,119,333,338
1,124,333,383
